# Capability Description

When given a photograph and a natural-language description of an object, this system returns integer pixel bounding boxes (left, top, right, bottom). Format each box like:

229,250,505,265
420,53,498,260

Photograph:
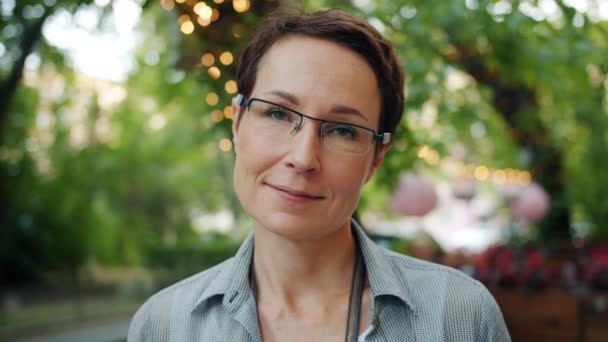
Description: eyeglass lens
244,100,374,154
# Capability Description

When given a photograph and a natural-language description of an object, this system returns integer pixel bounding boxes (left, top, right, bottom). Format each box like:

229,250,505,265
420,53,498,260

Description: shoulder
382,247,484,293
384,247,496,308
127,258,233,341
380,248,510,340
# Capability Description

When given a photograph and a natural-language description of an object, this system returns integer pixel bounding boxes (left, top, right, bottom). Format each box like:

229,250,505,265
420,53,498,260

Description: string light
196,3,212,20
506,168,518,183
418,145,532,186
197,16,211,26
224,80,237,94
193,2,208,15
201,53,214,67
180,21,195,34
178,14,190,25
219,138,232,152
518,171,532,184
160,0,175,11
206,92,219,106
175,0,185,3
233,0,250,13
492,169,507,184
417,145,439,165
223,106,234,119
219,51,234,65
213,0,224,3
208,66,221,79
211,8,220,21
211,109,223,122
474,166,489,181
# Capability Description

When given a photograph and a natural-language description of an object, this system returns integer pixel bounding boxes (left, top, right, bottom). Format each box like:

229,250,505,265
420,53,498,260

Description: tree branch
0,10,53,137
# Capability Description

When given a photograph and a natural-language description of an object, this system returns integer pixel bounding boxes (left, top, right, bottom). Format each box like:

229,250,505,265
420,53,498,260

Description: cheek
329,160,372,200
233,130,277,189
233,148,261,215
234,140,258,185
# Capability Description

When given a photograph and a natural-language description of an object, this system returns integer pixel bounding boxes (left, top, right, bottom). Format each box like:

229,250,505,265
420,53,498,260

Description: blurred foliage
146,232,240,287
311,0,608,242
1,0,607,286
0,0,263,285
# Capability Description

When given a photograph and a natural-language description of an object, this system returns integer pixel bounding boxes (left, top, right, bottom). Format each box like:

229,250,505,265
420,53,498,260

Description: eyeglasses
235,94,391,155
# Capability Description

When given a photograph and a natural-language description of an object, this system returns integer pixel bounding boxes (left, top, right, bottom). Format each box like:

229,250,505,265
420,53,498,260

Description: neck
252,221,357,310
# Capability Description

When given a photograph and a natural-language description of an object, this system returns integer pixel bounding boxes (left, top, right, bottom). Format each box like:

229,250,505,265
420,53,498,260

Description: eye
326,124,359,140
265,108,292,122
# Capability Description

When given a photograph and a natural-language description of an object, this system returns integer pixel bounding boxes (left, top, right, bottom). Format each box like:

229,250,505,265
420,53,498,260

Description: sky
41,0,142,82
37,0,608,83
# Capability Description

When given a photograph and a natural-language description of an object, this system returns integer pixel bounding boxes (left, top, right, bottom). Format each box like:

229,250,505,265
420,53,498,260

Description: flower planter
490,288,608,342
491,288,579,341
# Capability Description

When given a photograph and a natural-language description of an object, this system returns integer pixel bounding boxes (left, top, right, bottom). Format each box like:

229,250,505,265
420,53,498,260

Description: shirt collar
191,219,416,315
191,233,255,314
350,219,416,314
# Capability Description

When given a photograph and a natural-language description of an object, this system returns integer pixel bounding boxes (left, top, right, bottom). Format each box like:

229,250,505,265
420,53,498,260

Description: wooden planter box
490,288,608,342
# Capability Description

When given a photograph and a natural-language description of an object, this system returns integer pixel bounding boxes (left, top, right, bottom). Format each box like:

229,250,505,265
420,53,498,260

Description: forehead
252,35,381,126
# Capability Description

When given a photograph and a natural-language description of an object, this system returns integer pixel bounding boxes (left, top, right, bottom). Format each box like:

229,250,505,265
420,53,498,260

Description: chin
253,212,342,242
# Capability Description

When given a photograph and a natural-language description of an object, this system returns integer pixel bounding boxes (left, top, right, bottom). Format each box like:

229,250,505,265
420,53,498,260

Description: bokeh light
196,3,212,20
201,53,214,67
223,106,234,119
197,16,211,27
208,66,221,79
224,80,237,94
160,0,175,11
233,0,250,13
219,51,233,65
180,21,195,34
206,92,219,105
219,138,232,152
211,109,223,122
211,9,220,21
178,14,190,24
474,165,489,181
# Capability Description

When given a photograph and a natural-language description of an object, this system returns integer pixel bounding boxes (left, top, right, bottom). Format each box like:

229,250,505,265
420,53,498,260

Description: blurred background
1,0,607,341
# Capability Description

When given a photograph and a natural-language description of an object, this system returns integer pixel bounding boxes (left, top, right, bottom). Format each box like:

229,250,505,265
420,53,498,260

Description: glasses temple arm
379,133,391,145
235,94,248,106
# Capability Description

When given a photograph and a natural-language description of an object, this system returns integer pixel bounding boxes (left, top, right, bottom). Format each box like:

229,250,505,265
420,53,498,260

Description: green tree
311,0,608,241
0,0,277,284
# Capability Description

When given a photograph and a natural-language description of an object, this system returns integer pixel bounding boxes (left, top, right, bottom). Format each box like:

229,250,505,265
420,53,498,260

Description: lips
266,183,325,200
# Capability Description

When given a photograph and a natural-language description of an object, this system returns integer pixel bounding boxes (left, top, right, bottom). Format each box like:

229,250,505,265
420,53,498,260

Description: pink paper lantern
391,173,438,217
510,183,550,222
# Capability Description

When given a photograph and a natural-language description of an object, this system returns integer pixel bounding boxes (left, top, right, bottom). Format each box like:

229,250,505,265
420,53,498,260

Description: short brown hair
236,9,405,136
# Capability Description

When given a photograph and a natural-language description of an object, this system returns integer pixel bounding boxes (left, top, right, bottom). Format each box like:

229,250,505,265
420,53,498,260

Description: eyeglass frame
234,94,392,153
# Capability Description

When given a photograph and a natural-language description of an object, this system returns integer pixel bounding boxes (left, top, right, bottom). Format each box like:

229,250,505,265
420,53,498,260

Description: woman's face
232,35,388,241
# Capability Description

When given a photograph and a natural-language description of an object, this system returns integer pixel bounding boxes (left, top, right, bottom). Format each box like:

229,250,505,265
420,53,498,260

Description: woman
129,9,510,342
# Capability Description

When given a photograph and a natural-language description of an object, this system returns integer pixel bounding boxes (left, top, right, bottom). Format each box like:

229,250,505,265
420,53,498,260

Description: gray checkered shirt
128,220,510,341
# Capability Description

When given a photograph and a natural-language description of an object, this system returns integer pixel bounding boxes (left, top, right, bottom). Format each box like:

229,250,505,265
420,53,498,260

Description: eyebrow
262,90,368,122
331,105,368,122
264,90,299,105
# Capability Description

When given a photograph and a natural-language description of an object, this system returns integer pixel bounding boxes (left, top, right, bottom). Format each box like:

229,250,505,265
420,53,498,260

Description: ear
364,143,391,184
231,98,241,148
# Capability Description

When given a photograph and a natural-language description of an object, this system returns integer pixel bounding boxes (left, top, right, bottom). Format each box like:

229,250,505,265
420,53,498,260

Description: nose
284,121,321,173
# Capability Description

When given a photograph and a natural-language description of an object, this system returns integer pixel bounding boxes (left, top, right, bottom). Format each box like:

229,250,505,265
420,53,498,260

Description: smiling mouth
266,183,325,200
